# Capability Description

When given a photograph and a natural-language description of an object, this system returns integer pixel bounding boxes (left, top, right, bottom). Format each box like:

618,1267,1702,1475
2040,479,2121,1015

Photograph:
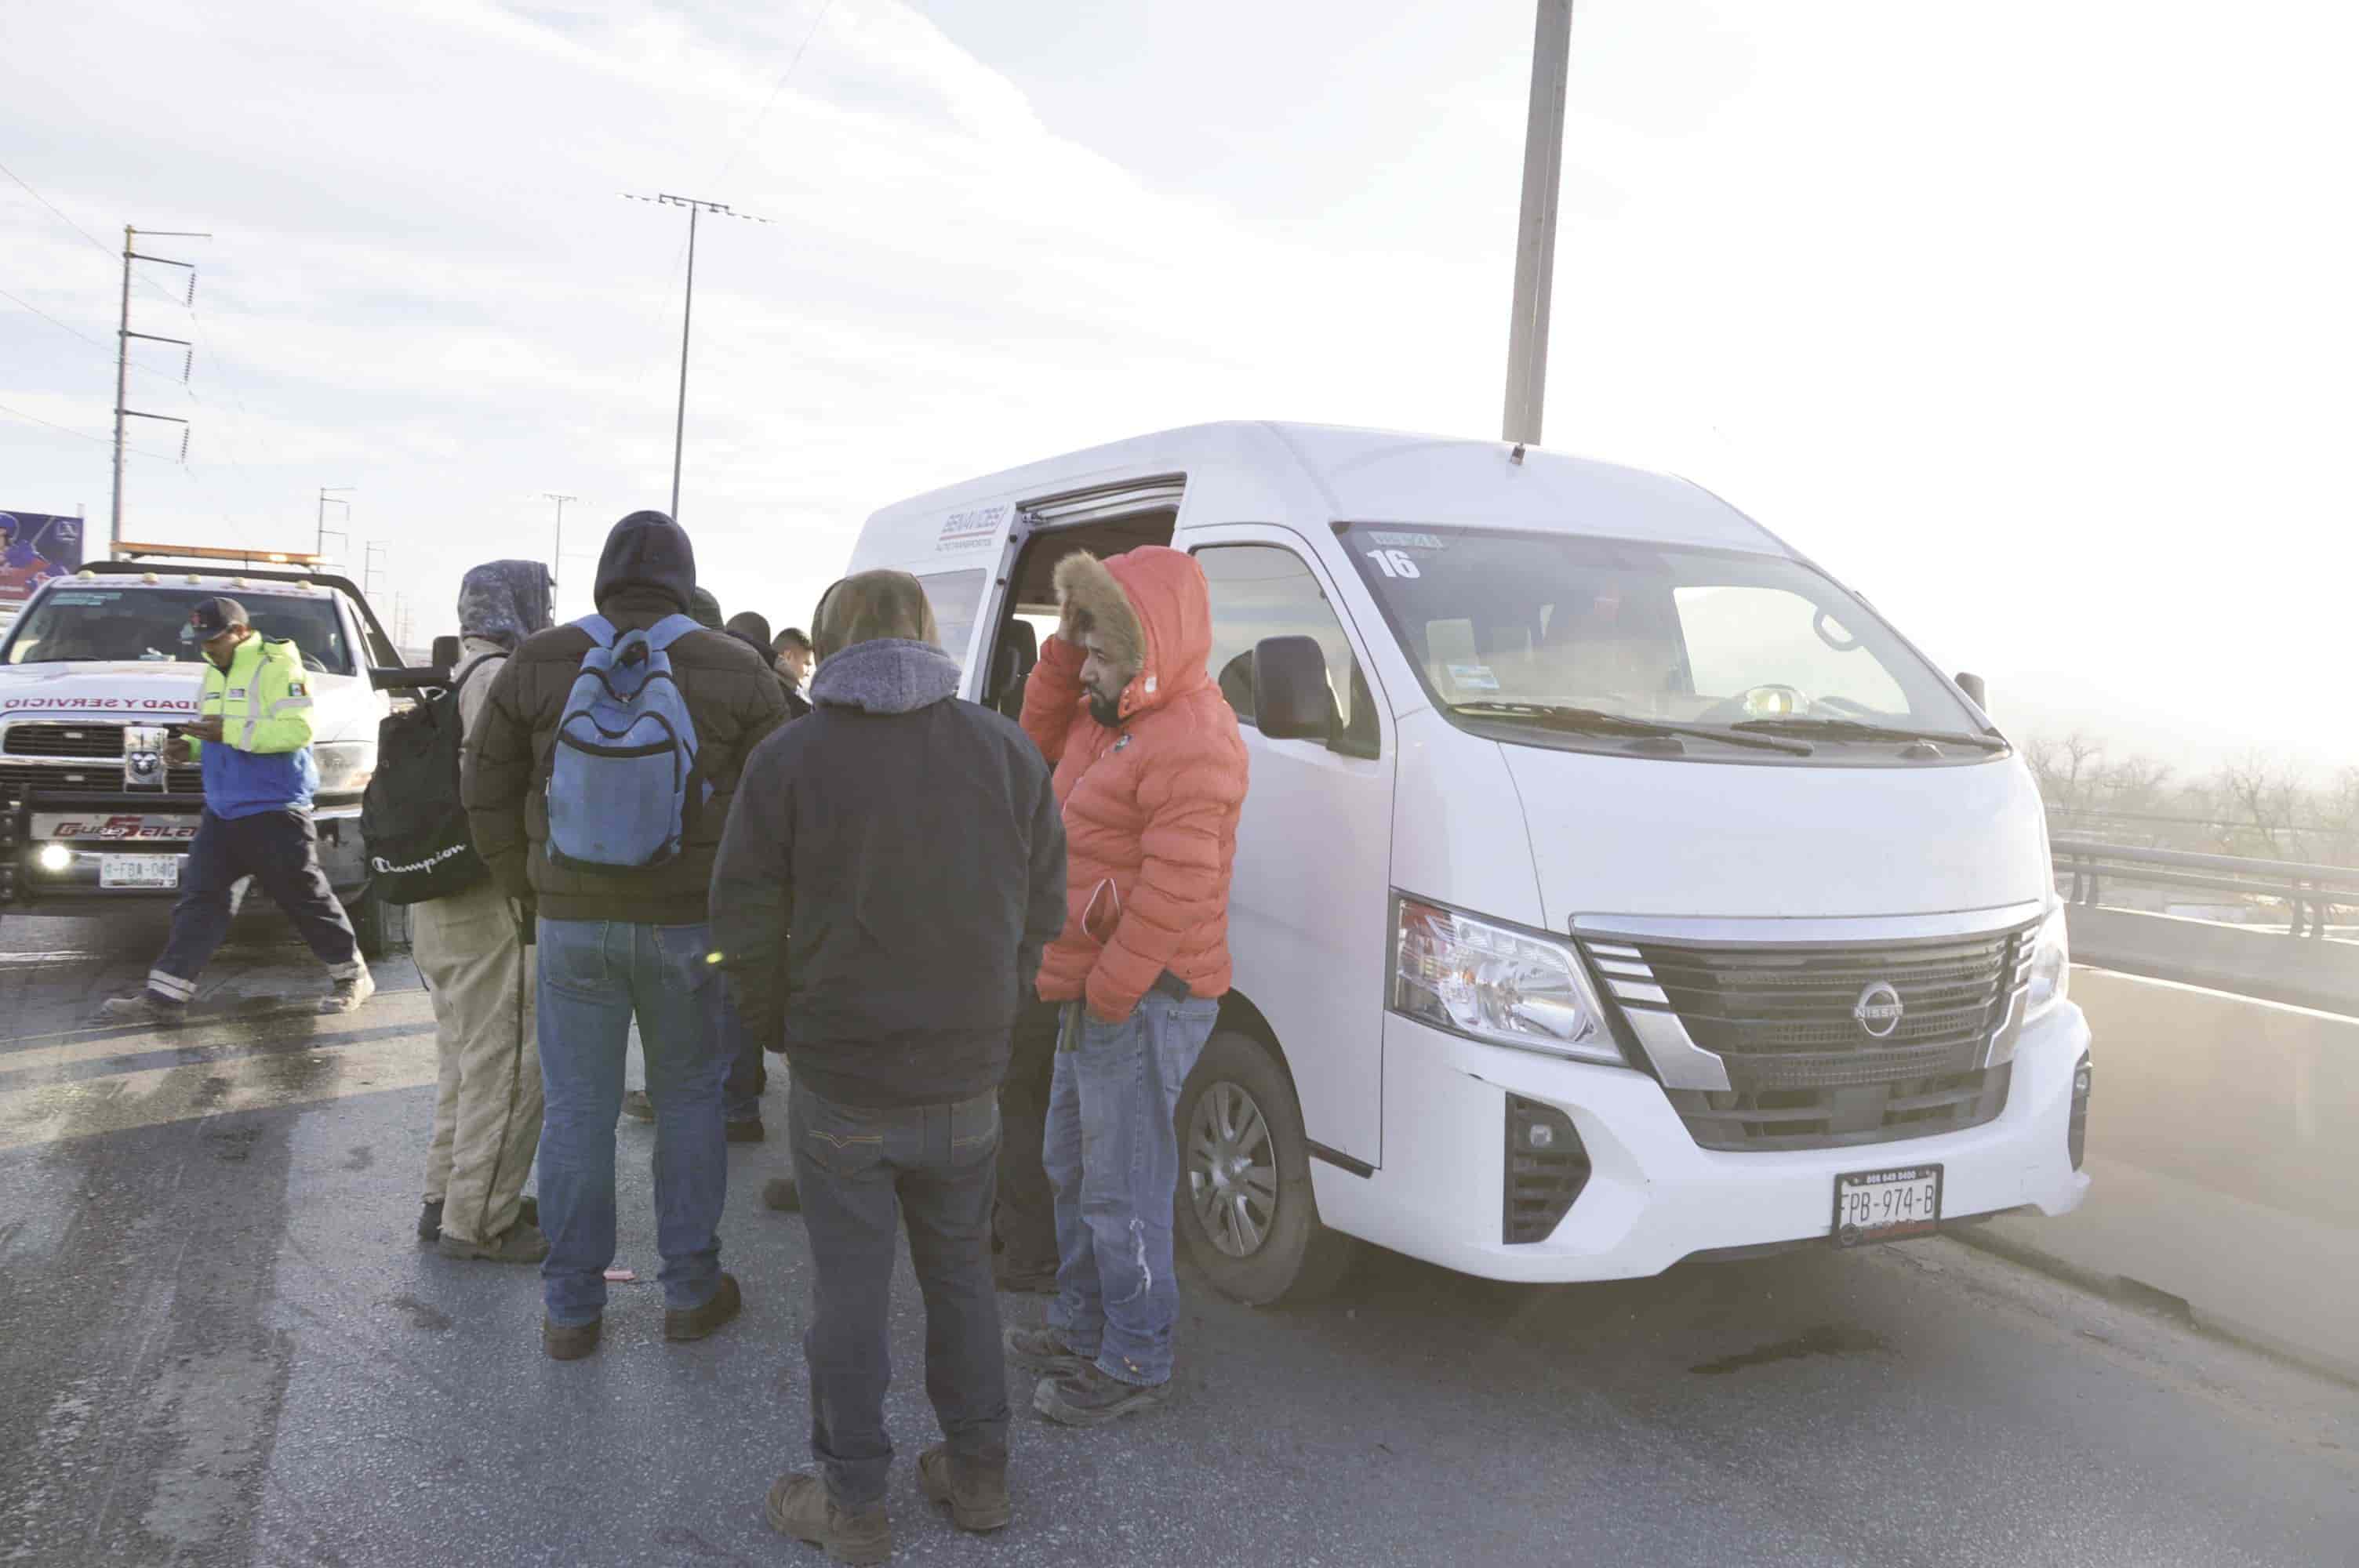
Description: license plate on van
100,855,183,889
1831,1163,1942,1247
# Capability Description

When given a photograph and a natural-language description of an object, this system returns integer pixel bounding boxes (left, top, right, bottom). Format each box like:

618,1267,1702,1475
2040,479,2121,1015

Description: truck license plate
100,855,183,889
1831,1163,1942,1247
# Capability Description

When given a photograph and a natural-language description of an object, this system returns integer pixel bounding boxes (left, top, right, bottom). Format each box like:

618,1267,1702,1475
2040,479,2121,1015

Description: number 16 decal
1365,549,1421,579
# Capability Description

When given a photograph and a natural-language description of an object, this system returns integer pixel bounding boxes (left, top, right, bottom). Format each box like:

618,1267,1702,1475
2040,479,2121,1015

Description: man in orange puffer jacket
1008,546,1248,1427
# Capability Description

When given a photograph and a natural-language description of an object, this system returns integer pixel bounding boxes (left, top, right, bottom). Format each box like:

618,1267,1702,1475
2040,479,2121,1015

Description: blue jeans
793,1083,1007,1509
536,918,729,1327
1043,989,1219,1387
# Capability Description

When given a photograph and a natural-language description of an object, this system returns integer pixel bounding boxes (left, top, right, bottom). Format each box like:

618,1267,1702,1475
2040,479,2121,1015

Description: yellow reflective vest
187,634,318,815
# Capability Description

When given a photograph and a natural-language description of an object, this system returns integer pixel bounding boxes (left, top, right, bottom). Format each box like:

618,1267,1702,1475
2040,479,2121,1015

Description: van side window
1198,545,1377,755
913,568,988,677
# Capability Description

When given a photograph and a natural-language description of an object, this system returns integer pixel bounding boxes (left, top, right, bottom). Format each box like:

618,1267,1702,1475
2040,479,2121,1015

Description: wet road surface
2,912,2354,1566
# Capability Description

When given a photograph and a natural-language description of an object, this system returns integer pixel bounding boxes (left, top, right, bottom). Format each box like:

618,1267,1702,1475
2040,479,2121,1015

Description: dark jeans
148,807,360,1003
792,1082,1008,1511
994,989,1061,1276
719,987,768,1125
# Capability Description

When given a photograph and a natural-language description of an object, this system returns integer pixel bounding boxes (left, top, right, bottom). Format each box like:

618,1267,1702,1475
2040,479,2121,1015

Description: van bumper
1316,1005,2092,1283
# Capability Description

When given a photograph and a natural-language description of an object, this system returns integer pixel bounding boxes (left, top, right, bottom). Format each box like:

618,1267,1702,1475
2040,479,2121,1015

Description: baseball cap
180,597,250,644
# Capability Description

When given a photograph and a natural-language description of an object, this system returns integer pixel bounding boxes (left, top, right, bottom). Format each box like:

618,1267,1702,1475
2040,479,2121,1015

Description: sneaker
97,992,186,1027
994,1259,1058,1295
621,1090,655,1123
917,1443,1010,1534
766,1473,891,1565
762,1177,801,1213
320,967,376,1015
543,1316,601,1361
1002,1324,1088,1376
664,1271,743,1342
1033,1363,1167,1427
417,1198,445,1243
725,1117,765,1143
438,1222,550,1265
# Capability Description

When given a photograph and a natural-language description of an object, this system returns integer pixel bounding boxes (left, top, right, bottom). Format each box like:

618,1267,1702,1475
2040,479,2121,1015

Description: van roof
859,420,1791,564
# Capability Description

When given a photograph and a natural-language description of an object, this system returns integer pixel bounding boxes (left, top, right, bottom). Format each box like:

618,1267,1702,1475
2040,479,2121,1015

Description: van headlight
314,740,377,798
2024,903,2070,1023
1392,896,1624,1065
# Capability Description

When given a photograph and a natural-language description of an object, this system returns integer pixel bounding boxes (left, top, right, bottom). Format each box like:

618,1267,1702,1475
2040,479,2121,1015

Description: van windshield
3,586,356,674
1341,525,1990,759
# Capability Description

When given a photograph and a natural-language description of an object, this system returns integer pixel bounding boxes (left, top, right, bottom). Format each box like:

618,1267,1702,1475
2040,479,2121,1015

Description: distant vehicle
848,421,2094,1302
0,550,407,955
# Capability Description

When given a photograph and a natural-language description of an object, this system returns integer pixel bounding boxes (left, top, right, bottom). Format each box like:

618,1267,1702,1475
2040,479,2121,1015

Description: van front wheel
1177,1029,1358,1305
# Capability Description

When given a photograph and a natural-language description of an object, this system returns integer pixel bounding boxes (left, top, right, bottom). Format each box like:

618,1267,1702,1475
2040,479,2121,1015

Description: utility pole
111,226,209,552
543,493,578,586
316,487,353,563
622,193,771,521
1503,1,1574,447
362,540,389,602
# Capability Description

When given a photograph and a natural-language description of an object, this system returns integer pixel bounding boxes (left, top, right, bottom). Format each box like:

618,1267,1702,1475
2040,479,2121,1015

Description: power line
713,0,839,183
0,397,175,459
0,161,194,311
2,282,194,389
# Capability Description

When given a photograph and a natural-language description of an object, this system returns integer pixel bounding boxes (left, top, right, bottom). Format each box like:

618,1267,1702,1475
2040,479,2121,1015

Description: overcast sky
4,1,2352,771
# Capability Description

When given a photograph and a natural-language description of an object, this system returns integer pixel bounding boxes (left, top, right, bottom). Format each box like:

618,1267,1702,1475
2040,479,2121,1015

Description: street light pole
623,193,771,524
1503,0,1574,447
544,492,577,586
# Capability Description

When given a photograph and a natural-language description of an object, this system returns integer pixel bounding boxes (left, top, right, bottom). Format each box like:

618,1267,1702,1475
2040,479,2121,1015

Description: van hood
1499,743,2050,927
0,661,373,741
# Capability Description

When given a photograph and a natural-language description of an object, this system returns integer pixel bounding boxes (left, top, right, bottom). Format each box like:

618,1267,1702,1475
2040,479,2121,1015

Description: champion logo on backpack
362,655,498,905
544,613,709,871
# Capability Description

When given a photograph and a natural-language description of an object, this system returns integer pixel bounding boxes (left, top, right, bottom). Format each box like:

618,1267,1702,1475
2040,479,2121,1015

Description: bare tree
2026,731,2106,817
2210,752,2303,858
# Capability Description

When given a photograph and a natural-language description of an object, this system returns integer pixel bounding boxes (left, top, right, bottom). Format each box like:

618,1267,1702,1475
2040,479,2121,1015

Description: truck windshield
1342,525,1988,757
3,586,356,674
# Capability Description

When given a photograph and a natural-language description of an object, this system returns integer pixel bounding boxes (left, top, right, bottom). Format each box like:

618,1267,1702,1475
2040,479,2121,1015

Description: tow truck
0,543,408,955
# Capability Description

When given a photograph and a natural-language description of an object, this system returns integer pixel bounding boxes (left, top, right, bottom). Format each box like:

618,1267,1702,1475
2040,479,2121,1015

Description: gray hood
809,639,961,715
456,559,554,649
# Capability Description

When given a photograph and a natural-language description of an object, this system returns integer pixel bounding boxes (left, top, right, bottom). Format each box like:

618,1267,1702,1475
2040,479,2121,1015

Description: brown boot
542,1316,601,1361
917,1443,1010,1533
663,1272,742,1341
766,1472,891,1564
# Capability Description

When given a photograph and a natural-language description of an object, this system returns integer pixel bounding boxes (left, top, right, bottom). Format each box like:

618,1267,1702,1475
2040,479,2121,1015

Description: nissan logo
1852,981,1905,1039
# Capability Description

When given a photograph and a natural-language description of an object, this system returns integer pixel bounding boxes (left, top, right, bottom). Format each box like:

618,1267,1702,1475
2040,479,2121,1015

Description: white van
847,421,2092,1302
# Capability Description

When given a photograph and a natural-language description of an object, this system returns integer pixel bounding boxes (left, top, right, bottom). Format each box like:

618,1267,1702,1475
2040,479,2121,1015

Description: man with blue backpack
463,510,788,1360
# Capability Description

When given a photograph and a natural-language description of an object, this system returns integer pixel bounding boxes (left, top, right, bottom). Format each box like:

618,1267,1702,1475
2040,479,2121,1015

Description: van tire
1176,1029,1358,1306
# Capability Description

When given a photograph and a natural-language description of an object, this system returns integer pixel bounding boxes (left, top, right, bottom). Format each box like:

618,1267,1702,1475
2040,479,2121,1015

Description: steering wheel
1696,683,1812,724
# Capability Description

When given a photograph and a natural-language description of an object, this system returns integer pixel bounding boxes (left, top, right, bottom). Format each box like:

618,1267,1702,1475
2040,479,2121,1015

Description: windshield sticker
44,592,122,606
1445,663,1500,692
937,503,1009,552
1368,532,1443,552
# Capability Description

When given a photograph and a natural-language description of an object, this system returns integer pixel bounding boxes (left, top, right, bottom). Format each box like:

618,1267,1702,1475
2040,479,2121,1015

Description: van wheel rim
1189,1081,1278,1258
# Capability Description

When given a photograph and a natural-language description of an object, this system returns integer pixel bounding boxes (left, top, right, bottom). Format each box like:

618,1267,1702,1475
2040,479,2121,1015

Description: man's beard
1087,691,1124,728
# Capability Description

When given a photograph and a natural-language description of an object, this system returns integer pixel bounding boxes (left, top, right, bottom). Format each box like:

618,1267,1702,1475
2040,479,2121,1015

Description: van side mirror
431,634,461,673
1954,671,1986,709
1252,636,1334,742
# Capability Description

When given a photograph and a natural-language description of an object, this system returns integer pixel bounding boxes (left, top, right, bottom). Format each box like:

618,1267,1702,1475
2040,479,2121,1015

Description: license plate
1831,1163,1942,1247
100,855,184,889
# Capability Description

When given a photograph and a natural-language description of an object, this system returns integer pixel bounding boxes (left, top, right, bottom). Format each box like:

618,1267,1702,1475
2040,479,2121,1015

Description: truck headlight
2024,902,2070,1023
314,740,377,798
1392,896,1624,1066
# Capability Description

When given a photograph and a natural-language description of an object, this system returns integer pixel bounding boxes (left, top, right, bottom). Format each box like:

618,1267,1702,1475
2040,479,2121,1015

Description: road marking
0,995,434,1075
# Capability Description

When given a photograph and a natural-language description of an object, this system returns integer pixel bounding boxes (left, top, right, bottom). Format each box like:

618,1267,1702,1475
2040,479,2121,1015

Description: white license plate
1831,1163,1943,1247
99,855,184,890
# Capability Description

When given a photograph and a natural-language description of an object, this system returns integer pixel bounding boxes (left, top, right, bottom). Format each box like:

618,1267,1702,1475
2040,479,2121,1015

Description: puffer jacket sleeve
1083,706,1248,1022
709,730,794,1053
1020,634,1085,765
462,652,536,902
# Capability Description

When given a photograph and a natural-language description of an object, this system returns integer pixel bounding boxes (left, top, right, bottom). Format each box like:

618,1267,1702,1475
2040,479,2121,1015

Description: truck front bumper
1,793,369,909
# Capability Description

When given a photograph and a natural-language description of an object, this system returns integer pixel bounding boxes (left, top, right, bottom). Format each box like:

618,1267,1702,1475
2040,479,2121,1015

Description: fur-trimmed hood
1050,546,1212,721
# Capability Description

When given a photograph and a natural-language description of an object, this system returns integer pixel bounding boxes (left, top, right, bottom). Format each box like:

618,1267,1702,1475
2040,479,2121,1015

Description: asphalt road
2,910,2354,1568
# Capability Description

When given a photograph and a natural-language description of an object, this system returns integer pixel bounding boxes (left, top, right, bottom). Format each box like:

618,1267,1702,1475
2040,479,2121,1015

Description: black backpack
360,655,496,906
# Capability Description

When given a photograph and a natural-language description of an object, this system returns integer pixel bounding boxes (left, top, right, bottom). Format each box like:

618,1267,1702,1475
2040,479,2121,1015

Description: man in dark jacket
711,570,1064,1557
463,510,787,1361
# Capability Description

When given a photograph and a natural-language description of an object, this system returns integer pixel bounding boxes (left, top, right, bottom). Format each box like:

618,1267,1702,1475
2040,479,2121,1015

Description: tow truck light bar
111,541,325,568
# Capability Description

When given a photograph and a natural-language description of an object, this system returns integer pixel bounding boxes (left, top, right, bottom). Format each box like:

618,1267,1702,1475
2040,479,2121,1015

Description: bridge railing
2052,837,2359,939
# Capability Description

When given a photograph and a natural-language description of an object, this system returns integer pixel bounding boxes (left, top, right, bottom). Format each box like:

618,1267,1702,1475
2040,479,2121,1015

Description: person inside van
1007,546,1248,1427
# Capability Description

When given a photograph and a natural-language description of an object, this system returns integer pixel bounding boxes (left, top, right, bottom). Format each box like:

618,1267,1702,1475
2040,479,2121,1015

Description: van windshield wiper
1450,702,1813,755
1729,717,2008,753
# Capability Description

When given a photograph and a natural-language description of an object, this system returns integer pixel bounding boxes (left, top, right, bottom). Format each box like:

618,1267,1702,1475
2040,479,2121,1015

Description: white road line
0,993,436,1076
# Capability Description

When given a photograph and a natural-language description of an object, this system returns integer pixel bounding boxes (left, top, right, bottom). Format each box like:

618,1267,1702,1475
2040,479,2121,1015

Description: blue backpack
544,614,708,870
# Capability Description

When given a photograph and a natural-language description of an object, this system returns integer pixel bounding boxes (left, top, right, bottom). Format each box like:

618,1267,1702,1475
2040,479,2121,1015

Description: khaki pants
416,881,542,1244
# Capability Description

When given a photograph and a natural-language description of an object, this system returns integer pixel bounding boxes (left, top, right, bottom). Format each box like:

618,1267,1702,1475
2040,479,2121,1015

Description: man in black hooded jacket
464,510,787,1360
711,569,1064,1556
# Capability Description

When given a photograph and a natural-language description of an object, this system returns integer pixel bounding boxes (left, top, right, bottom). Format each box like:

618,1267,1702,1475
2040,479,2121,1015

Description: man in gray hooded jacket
417,561,553,1263
711,570,1065,1559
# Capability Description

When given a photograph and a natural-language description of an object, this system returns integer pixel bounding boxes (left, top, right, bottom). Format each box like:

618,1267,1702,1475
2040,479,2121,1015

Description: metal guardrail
2052,837,2359,939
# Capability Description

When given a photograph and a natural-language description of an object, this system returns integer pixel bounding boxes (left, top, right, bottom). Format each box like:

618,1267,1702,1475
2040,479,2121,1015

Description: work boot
438,1222,550,1265
320,966,376,1015
97,992,187,1027
766,1473,891,1565
621,1090,655,1123
725,1117,765,1143
543,1316,601,1361
917,1443,1011,1534
1033,1363,1167,1427
664,1272,743,1342
416,1199,444,1242
763,1177,801,1213
1002,1324,1088,1376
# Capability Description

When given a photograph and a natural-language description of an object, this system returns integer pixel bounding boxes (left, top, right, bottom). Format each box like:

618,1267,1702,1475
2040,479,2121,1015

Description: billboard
0,511,85,608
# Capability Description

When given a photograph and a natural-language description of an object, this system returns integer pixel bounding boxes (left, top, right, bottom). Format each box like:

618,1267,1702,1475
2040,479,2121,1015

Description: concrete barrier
1973,967,2359,1383
2065,904,2359,1016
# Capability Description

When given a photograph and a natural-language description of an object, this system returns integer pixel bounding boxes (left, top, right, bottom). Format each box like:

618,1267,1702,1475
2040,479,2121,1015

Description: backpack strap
449,651,501,699
572,614,617,648
642,613,703,652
